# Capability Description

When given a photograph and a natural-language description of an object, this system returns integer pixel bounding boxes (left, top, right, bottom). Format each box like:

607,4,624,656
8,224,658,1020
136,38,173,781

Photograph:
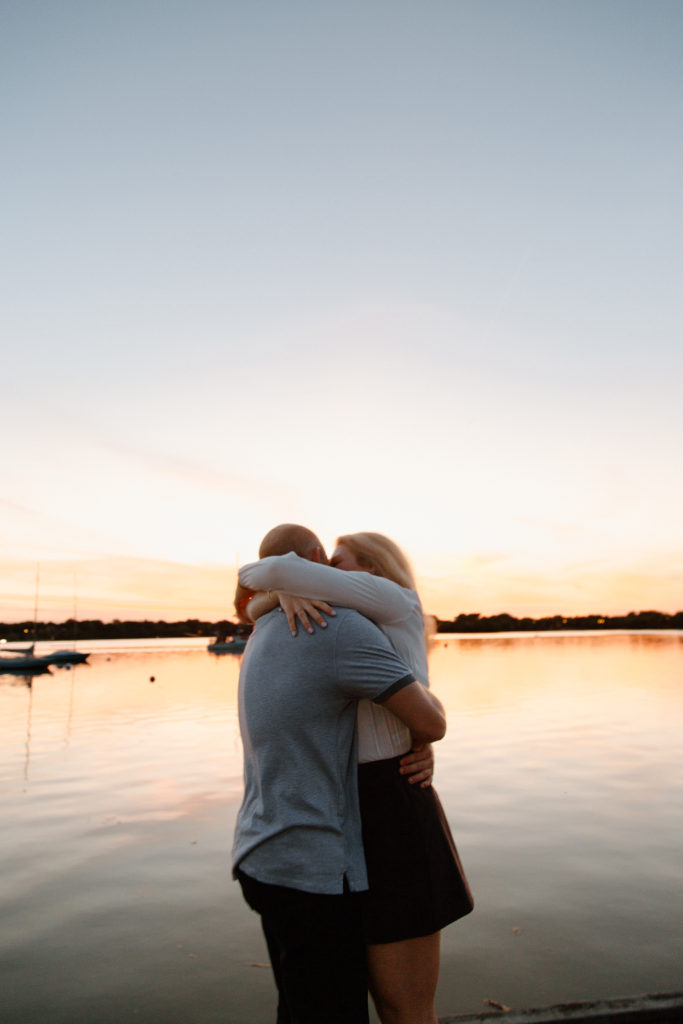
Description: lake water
1,632,681,1023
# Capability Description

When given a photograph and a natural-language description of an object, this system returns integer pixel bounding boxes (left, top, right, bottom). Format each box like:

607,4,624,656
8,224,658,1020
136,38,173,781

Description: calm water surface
1,632,681,1023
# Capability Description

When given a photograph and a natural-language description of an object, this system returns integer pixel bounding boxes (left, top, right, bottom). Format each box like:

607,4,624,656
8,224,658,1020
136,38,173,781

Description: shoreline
439,991,683,1023
1,611,681,643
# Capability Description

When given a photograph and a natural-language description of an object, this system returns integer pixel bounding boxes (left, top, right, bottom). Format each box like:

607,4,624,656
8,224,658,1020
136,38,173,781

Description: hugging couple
232,523,473,1024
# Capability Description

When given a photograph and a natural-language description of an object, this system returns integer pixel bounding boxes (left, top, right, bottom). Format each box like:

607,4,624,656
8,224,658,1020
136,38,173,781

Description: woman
237,532,473,1024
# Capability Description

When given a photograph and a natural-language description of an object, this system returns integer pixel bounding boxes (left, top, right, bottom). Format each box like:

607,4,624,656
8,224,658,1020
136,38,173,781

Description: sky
1,0,682,622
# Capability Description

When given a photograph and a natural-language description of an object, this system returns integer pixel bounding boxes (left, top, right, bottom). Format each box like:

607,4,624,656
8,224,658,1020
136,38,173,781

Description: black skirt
358,755,474,945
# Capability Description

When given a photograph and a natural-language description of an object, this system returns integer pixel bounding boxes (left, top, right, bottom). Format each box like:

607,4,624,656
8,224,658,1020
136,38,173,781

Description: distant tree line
1,611,682,642
0,618,252,642
436,610,683,633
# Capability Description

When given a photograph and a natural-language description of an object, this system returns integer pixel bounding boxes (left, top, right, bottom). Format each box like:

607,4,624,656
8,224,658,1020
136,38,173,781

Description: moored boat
0,653,52,674
207,636,248,654
46,650,90,665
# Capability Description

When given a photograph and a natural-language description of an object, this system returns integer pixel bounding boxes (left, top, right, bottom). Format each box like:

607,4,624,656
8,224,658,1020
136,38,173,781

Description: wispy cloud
72,429,293,503
0,555,238,622
0,497,118,559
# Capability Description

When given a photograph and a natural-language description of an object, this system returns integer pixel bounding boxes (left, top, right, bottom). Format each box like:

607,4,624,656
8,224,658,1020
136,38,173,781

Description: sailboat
0,651,52,674
0,641,52,673
0,570,51,673
45,571,90,665
0,643,87,670
0,567,90,672
47,648,90,665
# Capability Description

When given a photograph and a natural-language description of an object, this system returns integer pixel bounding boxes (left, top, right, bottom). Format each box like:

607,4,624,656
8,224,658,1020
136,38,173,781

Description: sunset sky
2,1,681,622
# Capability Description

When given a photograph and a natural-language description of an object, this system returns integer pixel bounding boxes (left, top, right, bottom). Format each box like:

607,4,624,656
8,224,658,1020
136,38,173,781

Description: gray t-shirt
232,606,415,894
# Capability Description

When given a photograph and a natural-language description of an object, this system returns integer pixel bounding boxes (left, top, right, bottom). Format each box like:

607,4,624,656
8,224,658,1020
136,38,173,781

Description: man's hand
399,743,434,788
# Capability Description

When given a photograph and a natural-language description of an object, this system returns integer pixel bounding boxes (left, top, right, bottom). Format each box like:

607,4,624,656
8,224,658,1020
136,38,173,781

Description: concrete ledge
439,991,683,1024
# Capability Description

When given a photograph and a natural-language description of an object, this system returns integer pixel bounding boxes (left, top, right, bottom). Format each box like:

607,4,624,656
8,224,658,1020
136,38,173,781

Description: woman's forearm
247,590,279,623
238,553,412,623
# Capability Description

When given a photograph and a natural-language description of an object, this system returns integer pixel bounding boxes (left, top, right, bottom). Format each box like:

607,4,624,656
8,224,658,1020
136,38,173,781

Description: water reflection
1,633,681,1024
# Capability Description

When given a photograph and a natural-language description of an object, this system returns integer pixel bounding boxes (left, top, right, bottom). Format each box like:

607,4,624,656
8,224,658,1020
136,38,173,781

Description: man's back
232,605,414,894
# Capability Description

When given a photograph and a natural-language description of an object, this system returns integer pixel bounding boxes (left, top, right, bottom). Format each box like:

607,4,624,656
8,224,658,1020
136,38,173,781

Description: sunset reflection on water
1,632,681,1024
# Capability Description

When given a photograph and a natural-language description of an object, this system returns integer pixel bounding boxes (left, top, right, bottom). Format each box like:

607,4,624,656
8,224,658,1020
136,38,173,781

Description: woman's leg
367,931,440,1024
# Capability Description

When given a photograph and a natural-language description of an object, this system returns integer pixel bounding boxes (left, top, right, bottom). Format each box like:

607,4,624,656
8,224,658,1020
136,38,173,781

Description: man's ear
311,546,323,563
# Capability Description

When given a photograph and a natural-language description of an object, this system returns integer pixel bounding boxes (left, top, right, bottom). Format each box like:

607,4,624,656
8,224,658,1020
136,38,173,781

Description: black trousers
236,869,369,1024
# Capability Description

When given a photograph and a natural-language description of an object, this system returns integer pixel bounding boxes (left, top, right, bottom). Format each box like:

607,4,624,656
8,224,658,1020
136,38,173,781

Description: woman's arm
247,591,279,622
248,590,335,635
238,553,414,625
234,583,256,624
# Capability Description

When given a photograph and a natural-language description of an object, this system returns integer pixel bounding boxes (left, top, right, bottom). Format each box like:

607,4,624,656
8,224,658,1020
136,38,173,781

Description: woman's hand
399,743,434,788
278,592,336,636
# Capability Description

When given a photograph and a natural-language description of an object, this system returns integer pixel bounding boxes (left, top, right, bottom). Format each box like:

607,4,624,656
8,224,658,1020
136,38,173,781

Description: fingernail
307,628,314,634
321,622,327,628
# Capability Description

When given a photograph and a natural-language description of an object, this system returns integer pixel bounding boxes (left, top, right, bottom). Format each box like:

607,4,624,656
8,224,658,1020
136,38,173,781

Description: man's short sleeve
334,611,415,703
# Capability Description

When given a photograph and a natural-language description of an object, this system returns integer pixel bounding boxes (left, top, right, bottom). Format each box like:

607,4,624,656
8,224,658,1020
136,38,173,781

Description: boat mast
32,563,40,652
73,570,78,649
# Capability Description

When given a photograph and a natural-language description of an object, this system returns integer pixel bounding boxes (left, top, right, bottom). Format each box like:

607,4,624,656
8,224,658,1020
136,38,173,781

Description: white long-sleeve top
238,553,430,763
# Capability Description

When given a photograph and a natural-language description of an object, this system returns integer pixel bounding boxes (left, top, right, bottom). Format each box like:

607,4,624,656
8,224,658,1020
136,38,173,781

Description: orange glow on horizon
0,552,680,624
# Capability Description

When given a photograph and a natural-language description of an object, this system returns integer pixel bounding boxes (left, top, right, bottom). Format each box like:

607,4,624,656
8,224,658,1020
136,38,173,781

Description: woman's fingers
305,600,334,629
277,594,335,635
277,593,300,635
284,605,298,635
295,608,315,634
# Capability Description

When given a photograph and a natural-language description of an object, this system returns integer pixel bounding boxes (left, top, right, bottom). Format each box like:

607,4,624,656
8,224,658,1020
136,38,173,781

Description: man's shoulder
247,606,388,657
332,606,391,647
249,606,369,649
330,606,365,623
332,605,378,629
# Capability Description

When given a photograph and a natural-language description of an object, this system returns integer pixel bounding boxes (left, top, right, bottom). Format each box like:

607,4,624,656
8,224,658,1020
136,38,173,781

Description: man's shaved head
258,523,327,562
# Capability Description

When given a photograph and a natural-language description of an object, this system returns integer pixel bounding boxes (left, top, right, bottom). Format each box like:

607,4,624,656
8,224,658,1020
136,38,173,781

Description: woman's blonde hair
337,531,435,643
335,532,417,591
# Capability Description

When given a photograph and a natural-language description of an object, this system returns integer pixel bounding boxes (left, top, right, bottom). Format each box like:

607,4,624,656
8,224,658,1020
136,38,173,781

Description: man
232,524,446,1024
